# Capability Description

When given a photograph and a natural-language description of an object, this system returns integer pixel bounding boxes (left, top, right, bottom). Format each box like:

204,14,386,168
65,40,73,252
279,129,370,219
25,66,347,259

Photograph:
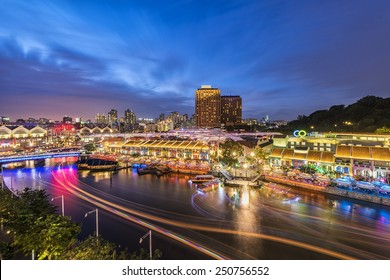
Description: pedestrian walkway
220,170,233,181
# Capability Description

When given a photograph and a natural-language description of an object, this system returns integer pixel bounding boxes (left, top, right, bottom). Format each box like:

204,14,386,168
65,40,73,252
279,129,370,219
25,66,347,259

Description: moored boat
196,179,220,193
76,158,118,171
334,177,355,187
137,166,156,175
189,174,215,183
355,181,375,190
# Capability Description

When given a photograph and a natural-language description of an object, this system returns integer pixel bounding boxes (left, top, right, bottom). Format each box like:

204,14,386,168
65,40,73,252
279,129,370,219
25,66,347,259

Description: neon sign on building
293,130,307,138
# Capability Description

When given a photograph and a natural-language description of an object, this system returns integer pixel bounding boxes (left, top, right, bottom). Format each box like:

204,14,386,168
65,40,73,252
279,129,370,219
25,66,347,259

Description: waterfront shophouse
114,139,210,161
0,125,47,148
270,134,336,171
269,132,390,180
335,144,390,180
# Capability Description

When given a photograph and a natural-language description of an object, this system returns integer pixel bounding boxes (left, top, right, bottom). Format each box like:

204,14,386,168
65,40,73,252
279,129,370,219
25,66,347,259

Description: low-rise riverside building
110,139,211,161
0,125,47,148
269,132,390,180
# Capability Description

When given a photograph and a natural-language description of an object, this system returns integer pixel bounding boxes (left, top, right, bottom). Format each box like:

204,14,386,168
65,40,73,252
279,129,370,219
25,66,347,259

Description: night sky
1,0,389,122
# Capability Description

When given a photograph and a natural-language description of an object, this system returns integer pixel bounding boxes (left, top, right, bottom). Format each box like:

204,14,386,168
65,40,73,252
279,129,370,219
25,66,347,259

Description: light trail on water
53,167,355,260
52,168,228,260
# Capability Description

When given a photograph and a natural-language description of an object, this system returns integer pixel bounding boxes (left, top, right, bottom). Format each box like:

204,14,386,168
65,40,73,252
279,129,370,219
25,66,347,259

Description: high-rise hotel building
195,85,221,128
221,96,242,125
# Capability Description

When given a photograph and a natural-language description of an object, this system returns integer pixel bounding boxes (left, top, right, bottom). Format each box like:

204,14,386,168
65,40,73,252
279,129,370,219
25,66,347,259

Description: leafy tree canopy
284,96,390,133
218,140,244,168
64,235,118,260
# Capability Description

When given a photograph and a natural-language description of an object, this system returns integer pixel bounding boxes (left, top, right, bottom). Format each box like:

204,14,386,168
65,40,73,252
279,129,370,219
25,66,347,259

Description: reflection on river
3,158,390,259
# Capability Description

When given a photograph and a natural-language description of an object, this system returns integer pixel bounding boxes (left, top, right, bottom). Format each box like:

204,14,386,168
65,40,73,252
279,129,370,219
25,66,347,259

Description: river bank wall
264,175,390,207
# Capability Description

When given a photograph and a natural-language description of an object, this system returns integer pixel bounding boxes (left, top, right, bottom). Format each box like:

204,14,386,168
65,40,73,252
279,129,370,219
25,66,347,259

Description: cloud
0,0,389,121
0,37,193,120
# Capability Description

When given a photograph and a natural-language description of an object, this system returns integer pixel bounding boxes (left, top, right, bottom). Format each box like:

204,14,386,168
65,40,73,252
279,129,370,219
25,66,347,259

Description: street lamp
38,172,41,191
232,152,238,178
51,195,64,216
243,163,248,178
85,208,99,237
1,165,4,191
329,200,335,224
139,230,152,260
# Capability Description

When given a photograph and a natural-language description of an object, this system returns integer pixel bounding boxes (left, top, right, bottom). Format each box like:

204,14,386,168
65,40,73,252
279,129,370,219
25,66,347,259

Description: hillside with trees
284,96,390,133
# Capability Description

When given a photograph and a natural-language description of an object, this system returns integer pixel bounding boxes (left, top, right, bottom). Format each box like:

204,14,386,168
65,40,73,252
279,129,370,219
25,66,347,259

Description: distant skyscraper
0,116,10,125
95,113,108,125
108,109,118,127
221,96,242,124
189,114,196,127
167,111,181,128
63,115,72,124
158,113,165,121
74,117,82,129
195,85,221,128
124,109,136,125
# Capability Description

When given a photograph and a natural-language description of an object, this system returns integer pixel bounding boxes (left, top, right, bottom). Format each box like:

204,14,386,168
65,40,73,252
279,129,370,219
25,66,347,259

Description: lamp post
250,151,257,174
85,208,99,237
38,172,41,191
51,195,64,216
139,230,152,260
1,165,3,191
243,163,248,178
329,200,335,224
232,152,238,178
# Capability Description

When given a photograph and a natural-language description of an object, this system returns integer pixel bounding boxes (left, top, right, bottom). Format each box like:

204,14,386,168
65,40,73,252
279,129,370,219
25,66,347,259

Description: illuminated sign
293,130,307,138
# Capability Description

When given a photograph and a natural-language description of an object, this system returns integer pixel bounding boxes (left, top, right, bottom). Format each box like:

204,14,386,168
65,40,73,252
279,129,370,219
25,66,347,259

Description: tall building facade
195,85,221,128
124,109,136,125
221,96,242,124
0,116,10,125
63,115,73,124
108,109,118,127
95,113,108,125
124,109,136,132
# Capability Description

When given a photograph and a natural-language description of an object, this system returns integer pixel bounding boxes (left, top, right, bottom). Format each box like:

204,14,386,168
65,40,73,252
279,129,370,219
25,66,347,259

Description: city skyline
1,0,389,121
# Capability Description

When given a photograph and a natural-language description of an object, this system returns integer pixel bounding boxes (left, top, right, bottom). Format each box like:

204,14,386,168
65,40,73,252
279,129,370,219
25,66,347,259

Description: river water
3,158,390,260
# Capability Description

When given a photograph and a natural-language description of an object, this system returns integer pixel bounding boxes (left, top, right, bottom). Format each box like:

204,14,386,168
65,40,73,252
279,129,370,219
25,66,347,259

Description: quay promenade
264,175,390,207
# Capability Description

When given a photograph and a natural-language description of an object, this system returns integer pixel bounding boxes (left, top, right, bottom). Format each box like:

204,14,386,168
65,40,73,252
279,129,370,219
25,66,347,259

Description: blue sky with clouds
0,0,389,121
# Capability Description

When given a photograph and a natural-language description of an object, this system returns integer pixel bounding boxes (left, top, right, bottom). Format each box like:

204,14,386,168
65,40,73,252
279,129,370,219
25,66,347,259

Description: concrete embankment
264,175,390,207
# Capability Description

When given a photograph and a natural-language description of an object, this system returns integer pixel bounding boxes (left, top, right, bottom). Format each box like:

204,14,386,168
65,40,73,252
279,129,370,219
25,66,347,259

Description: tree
218,140,244,168
0,190,19,228
64,235,163,260
0,241,17,260
17,188,57,217
64,235,118,260
375,126,390,134
284,96,390,132
0,188,56,234
130,248,162,260
247,145,269,174
299,164,318,175
84,143,96,152
13,214,80,260
0,189,79,260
